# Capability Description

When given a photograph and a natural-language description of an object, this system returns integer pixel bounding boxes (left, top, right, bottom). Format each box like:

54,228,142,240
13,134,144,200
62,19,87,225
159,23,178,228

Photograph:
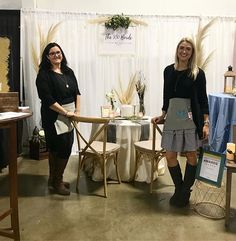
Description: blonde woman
152,37,209,207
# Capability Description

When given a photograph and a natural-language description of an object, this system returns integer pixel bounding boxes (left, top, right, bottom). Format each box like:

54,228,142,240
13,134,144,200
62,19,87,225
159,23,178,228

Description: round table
208,93,236,153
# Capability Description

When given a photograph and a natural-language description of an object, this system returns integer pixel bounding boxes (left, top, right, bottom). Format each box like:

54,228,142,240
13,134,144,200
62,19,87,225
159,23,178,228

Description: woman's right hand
65,111,77,117
151,115,165,124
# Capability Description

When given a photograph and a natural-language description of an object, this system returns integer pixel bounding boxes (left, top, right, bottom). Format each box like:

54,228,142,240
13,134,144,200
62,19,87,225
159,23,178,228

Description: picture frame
195,150,226,187
100,105,112,118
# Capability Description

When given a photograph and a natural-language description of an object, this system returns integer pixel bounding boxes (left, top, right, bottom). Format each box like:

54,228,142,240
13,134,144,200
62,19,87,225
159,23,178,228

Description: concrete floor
0,155,236,241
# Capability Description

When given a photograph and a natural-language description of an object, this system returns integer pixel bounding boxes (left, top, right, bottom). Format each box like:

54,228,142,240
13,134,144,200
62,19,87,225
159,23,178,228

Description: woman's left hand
202,124,209,140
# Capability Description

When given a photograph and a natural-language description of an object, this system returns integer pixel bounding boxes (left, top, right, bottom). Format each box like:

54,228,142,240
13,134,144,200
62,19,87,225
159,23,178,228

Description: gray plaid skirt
161,128,202,152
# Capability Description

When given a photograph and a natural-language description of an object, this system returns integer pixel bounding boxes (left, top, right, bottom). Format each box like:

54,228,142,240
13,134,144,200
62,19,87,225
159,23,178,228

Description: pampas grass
195,18,217,70
31,22,62,72
114,73,137,104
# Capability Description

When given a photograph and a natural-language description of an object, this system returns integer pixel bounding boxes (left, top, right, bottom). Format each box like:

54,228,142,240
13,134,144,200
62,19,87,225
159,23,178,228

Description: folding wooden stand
225,160,236,228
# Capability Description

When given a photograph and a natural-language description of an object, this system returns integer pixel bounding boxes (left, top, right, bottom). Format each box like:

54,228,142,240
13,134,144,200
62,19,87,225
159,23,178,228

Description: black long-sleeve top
162,64,209,138
36,68,80,130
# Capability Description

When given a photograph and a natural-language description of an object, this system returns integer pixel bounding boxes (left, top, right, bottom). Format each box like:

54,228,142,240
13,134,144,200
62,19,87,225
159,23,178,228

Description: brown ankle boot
53,181,70,195
48,177,70,190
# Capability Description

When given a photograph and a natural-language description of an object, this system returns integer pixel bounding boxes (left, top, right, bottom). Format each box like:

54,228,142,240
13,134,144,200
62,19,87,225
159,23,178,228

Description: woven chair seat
82,141,120,154
134,139,162,153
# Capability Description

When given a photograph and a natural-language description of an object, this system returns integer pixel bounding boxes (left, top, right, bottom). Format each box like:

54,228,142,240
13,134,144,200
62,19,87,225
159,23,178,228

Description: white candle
109,112,115,118
226,142,235,160
138,112,143,118
120,105,134,117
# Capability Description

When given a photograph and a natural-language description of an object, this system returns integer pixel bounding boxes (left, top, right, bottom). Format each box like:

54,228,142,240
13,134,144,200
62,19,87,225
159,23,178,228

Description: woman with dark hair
152,37,209,207
36,42,81,195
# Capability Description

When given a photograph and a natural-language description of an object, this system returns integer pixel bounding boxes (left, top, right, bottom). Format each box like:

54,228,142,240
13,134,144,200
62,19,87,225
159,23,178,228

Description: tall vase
139,98,145,115
111,100,115,111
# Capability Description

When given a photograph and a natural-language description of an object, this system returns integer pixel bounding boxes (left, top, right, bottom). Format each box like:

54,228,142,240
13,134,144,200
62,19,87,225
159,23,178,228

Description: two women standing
36,37,209,203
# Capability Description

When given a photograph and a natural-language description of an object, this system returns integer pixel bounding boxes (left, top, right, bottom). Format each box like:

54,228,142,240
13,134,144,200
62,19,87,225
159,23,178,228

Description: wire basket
192,180,225,219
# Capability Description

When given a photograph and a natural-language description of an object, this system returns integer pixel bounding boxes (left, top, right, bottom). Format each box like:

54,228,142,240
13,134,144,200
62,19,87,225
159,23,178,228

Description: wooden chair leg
114,152,121,183
225,169,232,228
76,156,82,193
133,150,140,182
103,160,108,198
150,157,155,194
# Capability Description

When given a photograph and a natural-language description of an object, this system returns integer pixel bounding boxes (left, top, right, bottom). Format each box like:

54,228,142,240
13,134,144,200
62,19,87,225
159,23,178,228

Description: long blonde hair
174,37,199,80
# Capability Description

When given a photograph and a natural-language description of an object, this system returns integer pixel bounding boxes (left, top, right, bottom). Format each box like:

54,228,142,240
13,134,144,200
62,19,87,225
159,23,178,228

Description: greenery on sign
105,14,131,30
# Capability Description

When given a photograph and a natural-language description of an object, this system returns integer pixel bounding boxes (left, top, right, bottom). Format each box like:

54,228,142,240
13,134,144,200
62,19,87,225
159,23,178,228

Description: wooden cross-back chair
71,116,121,197
133,122,165,193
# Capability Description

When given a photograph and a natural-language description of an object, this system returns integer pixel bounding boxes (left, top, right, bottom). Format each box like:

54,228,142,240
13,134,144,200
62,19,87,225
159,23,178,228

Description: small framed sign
195,150,225,187
100,105,112,118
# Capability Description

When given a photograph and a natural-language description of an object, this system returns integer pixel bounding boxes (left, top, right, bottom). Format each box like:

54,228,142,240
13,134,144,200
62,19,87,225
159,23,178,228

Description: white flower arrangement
135,73,146,98
105,89,116,109
135,71,146,114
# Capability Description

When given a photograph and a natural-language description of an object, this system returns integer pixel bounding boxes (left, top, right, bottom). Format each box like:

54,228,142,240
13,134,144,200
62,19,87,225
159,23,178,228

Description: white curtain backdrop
20,9,236,152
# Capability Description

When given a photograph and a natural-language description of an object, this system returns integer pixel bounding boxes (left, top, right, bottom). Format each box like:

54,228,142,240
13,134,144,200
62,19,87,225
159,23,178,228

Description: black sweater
162,64,209,138
36,68,80,130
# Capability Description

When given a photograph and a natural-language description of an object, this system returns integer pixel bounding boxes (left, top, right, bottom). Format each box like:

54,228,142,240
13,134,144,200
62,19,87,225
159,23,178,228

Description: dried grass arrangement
195,18,217,70
31,22,62,72
114,74,137,104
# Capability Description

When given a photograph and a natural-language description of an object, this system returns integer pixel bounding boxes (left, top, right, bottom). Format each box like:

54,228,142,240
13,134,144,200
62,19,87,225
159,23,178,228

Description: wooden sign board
233,125,236,144
0,92,19,112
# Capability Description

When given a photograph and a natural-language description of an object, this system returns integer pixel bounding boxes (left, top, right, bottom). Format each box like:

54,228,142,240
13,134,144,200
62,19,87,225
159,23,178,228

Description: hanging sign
98,26,136,55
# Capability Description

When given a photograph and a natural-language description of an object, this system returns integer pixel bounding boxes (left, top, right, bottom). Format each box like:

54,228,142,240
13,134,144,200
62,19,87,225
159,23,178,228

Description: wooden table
225,160,236,228
0,111,32,241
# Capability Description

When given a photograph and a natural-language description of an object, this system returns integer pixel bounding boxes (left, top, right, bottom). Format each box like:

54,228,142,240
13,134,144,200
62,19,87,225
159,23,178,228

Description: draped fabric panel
20,9,236,152
0,10,20,93
0,10,20,168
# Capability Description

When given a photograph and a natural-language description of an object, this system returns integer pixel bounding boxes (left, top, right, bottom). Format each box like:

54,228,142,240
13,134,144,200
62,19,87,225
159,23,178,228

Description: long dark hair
39,42,70,73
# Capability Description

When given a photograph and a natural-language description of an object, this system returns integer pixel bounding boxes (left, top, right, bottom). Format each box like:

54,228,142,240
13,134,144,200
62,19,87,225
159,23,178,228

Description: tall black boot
53,157,70,196
176,162,197,207
168,164,183,206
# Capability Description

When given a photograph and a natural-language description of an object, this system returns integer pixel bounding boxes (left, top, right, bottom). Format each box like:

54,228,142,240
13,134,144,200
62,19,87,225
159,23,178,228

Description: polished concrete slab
0,155,236,241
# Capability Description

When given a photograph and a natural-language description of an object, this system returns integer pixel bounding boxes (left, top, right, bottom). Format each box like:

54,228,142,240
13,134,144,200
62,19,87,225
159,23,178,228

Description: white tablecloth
86,118,165,183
